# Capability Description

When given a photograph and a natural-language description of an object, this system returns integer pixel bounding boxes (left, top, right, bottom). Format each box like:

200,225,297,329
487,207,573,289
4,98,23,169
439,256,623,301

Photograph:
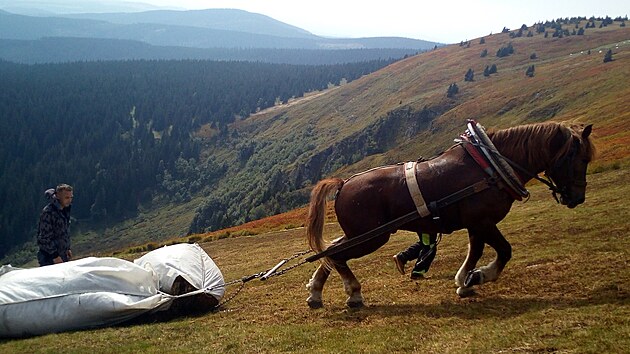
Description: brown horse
305,121,594,308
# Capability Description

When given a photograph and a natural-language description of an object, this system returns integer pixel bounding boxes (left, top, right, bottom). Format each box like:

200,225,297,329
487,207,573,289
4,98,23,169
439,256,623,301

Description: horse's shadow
327,283,627,322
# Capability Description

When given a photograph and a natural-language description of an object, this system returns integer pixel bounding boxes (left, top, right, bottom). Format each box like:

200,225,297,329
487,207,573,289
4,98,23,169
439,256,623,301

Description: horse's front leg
460,224,512,295
306,264,331,309
455,229,485,297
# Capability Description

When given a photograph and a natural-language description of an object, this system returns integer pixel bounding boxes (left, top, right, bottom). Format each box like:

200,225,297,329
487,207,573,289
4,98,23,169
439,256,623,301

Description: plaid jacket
37,198,71,259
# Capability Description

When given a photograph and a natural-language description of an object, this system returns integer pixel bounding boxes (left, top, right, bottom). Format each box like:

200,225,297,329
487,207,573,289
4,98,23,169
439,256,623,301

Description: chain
262,249,313,279
214,249,313,309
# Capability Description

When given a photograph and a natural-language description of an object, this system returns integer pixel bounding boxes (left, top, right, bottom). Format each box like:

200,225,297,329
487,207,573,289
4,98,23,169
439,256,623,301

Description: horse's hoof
457,286,476,298
307,298,323,309
346,300,364,308
464,269,483,287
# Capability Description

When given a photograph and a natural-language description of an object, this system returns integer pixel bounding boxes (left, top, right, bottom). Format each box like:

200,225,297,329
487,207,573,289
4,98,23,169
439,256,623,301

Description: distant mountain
0,0,169,16
0,10,439,50
0,37,422,65
62,9,317,39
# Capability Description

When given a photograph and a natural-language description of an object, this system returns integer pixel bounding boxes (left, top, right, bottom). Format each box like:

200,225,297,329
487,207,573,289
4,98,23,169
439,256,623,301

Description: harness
459,119,575,203
459,120,529,200
404,161,431,217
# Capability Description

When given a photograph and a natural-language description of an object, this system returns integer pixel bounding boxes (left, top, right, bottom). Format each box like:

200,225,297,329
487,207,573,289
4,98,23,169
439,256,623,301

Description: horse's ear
582,124,593,139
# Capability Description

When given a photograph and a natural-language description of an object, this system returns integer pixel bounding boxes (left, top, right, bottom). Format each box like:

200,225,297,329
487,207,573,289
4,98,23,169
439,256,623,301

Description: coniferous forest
0,58,396,258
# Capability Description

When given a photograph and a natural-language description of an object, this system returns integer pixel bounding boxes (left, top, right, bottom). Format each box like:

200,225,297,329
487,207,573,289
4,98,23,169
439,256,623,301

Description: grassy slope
60,21,629,259
4,21,629,351
2,167,627,353
238,23,629,165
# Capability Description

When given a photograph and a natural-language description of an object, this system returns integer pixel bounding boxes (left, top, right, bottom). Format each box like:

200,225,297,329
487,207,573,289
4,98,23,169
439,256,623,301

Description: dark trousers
398,233,437,274
37,250,68,267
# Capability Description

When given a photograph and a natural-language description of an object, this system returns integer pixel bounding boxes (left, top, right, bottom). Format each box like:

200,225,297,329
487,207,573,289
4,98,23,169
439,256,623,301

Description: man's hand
67,250,73,260
53,256,63,264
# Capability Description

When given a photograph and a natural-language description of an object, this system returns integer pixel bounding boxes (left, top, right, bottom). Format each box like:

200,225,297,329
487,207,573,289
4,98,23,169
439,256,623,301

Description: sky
124,1,627,43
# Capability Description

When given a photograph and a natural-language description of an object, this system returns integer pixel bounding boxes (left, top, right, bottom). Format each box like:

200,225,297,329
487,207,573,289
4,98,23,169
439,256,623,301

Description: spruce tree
603,49,613,63
464,68,474,82
525,65,535,77
447,83,459,98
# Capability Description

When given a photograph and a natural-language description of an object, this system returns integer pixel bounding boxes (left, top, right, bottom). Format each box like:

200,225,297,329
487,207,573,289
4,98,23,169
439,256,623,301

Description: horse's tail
307,178,344,255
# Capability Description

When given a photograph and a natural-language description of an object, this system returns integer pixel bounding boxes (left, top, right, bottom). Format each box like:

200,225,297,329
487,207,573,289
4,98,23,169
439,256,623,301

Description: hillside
2,17,628,266
0,38,422,65
187,18,630,235
0,10,439,52
61,8,317,39
1,167,627,352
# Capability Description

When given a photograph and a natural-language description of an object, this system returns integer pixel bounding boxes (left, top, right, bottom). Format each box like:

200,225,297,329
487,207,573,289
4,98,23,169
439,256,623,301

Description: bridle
469,136,583,204
544,138,585,204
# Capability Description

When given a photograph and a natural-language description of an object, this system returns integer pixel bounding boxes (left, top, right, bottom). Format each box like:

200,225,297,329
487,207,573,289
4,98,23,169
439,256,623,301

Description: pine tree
464,68,474,82
525,65,535,77
603,49,614,63
447,83,459,98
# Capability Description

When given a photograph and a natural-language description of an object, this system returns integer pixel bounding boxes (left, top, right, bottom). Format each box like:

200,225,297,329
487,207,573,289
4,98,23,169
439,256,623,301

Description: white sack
0,257,171,338
0,243,225,338
134,243,225,300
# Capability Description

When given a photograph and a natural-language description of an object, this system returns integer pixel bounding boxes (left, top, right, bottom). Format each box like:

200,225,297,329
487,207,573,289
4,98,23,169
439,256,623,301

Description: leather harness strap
405,161,431,218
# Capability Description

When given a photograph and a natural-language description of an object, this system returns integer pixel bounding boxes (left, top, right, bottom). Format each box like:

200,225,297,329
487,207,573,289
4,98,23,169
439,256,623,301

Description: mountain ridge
0,10,440,50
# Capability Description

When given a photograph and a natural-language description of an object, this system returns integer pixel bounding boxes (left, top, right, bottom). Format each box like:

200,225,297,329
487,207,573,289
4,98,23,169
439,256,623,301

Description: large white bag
0,243,224,338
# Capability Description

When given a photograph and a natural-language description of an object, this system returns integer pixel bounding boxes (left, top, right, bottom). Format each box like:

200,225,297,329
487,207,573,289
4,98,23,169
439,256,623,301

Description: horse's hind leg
334,261,364,308
306,264,331,309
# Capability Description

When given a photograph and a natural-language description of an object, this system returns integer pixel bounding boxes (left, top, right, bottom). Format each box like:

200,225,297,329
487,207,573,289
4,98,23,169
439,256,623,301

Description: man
393,232,438,280
37,184,74,266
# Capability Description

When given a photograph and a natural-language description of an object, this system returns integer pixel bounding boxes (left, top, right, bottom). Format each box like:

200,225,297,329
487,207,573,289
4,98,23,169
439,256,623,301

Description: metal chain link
214,249,313,309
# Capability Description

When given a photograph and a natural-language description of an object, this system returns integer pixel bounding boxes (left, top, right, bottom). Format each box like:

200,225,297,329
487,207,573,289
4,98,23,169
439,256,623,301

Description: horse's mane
488,121,596,167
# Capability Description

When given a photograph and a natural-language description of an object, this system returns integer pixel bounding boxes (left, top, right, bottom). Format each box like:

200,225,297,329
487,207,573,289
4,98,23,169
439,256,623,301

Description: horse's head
546,124,594,208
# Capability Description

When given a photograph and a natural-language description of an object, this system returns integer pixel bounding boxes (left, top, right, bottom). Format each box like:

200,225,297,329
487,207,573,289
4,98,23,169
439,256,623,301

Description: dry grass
2,167,628,353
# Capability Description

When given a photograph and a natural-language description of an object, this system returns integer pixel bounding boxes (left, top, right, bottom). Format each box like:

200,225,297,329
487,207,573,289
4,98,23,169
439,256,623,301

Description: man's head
55,184,73,208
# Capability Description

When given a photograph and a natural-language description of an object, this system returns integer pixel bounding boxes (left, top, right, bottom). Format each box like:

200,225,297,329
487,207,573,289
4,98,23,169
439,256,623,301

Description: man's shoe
393,254,406,275
410,270,426,280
